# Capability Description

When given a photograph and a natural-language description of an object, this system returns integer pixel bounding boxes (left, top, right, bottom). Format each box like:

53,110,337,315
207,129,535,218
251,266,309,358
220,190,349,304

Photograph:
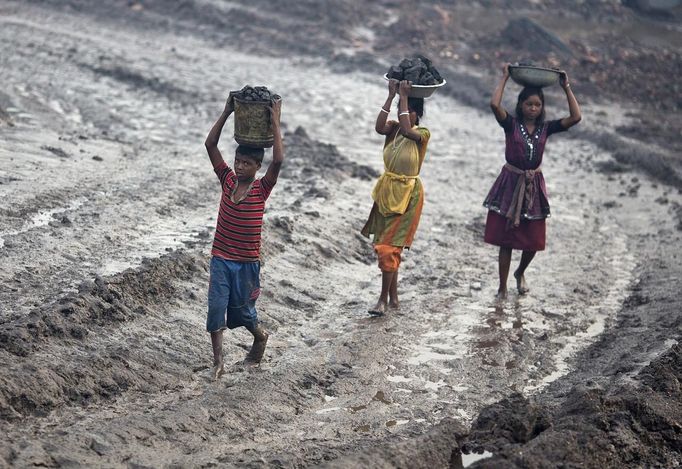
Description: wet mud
1,1,681,468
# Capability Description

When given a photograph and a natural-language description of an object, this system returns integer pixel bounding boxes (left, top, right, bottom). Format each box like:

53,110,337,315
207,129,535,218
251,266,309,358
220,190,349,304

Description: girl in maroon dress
484,64,582,299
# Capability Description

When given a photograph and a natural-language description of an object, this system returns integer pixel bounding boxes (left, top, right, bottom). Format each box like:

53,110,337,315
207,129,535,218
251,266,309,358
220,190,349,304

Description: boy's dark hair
408,97,424,125
235,145,264,163
515,87,545,125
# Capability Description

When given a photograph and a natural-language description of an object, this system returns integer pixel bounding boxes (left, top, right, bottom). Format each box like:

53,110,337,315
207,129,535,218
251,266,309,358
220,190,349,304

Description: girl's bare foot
514,270,529,295
388,300,400,310
496,288,508,300
212,360,225,380
368,300,387,316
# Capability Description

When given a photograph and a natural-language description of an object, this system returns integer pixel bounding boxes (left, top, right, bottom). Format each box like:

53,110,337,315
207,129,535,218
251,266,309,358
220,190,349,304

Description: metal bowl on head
383,74,447,98
508,65,561,88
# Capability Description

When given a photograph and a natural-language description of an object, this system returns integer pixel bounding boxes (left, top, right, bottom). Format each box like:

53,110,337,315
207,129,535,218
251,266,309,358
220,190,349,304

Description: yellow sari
361,126,430,247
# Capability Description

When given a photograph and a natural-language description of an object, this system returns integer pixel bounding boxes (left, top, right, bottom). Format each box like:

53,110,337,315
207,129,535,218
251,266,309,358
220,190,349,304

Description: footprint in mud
349,404,368,413
347,391,391,415
373,390,391,404
196,366,231,384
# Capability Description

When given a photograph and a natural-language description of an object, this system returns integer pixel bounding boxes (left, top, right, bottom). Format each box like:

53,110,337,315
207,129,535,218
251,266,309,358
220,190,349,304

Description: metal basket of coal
508,64,561,88
383,74,447,99
231,85,281,148
384,56,446,98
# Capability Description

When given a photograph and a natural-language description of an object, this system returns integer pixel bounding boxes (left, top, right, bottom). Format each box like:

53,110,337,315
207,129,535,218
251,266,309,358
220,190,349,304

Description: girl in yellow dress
362,79,431,315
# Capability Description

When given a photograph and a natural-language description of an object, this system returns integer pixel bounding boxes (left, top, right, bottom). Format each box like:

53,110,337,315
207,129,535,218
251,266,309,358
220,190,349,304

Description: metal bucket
508,65,560,88
233,96,277,148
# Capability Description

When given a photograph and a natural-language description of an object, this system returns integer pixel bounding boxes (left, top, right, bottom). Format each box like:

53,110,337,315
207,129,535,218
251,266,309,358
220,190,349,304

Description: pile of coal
386,56,443,85
232,85,281,102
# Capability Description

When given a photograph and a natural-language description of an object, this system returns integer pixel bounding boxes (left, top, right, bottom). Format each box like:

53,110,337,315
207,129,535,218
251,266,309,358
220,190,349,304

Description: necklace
390,134,408,159
391,125,414,152
230,180,254,204
519,122,541,161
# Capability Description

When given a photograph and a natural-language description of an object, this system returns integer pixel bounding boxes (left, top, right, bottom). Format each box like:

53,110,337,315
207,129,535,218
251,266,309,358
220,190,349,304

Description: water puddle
385,419,409,427
0,198,85,249
407,348,461,366
386,375,412,383
424,379,447,391
315,407,341,414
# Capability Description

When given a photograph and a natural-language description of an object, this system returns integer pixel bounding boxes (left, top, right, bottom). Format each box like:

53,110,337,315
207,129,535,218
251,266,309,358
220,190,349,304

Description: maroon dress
483,114,567,251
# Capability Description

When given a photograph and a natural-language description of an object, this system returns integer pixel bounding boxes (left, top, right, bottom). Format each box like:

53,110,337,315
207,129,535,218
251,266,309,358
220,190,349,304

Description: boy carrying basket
203,95,283,379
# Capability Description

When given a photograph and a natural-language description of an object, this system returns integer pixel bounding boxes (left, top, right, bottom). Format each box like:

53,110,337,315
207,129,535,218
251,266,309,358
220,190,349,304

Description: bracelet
399,111,410,116
380,107,390,114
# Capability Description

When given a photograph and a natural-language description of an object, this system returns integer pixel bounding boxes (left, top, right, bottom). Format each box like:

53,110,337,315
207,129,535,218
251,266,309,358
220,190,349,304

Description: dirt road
1,2,680,468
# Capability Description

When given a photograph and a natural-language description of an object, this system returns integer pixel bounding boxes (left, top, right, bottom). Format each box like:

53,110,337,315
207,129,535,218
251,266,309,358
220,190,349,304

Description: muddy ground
0,1,680,468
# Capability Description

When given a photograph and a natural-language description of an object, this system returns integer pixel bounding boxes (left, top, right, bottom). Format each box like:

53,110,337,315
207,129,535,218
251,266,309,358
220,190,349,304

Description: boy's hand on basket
270,98,282,129
224,93,235,114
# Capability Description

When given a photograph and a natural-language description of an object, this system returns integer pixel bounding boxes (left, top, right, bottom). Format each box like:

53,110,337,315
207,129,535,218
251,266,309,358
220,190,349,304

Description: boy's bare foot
212,360,225,380
513,270,529,295
496,289,508,300
368,300,387,316
244,326,269,366
388,300,400,310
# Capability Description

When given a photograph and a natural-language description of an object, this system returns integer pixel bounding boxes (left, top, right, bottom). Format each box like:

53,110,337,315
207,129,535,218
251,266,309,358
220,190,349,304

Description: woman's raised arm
376,79,399,135
490,63,510,122
558,71,582,129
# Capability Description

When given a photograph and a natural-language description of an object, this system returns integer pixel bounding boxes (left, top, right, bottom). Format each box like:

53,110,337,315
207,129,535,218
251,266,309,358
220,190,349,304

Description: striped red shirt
211,161,276,262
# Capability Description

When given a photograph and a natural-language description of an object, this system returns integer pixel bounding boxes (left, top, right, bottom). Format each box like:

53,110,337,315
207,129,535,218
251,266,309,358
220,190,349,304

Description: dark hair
515,87,545,125
235,145,264,163
408,97,424,125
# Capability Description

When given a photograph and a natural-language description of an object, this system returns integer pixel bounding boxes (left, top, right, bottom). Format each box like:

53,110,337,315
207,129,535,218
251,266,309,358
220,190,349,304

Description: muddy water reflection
0,198,85,249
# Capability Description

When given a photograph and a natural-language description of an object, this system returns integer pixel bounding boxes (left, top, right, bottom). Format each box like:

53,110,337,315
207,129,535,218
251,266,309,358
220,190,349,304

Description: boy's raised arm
264,99,283,183
204,97,234,169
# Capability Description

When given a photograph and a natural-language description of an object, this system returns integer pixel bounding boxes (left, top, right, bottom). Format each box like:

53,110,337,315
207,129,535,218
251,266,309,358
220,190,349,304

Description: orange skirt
374,245,403,272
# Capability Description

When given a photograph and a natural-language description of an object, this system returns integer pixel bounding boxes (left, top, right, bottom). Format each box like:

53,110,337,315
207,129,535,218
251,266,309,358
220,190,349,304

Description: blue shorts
206,256,261,332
